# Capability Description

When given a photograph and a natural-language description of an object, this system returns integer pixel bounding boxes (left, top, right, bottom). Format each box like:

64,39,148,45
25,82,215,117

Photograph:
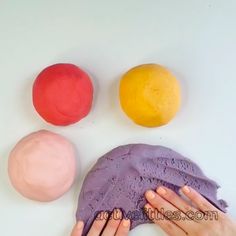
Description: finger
115,218,130,236
144,204,186,236
182,186,220,213
102,209,122,236
156,186,200,222
87,212,109,236
145,190,196,232
71,221,84,236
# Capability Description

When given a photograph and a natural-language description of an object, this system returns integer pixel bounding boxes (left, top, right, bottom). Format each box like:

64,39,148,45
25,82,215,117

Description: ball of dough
8,130,77,202
76,144,227,235
119,64,181,127
33,63,93,126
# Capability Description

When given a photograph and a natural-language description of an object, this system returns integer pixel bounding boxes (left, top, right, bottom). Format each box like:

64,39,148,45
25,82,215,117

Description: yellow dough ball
119,64,181,127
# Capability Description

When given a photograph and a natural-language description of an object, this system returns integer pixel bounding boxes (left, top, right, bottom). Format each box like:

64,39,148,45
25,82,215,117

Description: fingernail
114,208,122,220
157,186,166,195
183,186,190,193
123,219,130,227
96,212,102,219
146,190,156,199
104,211,109,219
77,221,84,229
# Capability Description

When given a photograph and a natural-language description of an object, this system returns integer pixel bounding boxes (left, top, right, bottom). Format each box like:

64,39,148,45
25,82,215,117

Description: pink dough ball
8,130,77,202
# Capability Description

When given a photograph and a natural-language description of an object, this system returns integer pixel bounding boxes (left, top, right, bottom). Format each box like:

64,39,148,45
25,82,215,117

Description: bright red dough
33,63,93,126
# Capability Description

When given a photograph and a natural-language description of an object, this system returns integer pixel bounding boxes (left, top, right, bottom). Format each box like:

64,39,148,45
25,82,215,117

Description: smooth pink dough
8,130,77,202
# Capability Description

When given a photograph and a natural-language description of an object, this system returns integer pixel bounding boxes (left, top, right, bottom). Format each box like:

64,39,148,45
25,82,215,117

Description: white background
0,0,236,235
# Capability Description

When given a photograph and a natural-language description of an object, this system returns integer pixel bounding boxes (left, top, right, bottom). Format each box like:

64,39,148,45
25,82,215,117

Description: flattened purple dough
76,144,227,235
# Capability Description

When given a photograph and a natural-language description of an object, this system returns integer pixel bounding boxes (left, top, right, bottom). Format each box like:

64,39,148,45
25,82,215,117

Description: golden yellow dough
119,64,181,127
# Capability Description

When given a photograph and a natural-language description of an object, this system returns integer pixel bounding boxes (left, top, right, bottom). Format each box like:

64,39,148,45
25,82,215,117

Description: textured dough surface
8,130,77,201
119,64,181,127
33,63,93,126
76,144,227,235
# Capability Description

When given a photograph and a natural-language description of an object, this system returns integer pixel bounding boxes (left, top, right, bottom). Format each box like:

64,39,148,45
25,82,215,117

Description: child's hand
145,186,236,236
71,209,130,236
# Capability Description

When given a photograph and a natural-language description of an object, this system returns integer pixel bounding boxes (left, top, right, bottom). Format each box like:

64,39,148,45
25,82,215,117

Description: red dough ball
33,63,93,126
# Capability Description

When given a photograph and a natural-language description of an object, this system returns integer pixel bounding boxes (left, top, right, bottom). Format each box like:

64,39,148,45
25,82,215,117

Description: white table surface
0,1,236,235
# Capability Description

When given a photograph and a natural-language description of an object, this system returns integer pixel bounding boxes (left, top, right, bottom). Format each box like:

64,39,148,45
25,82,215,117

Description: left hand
71,209,130,236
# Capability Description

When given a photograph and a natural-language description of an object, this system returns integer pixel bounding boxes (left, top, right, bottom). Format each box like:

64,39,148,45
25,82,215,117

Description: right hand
144,185,236,236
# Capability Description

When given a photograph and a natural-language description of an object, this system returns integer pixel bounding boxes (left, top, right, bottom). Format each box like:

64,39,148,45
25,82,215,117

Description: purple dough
76,144,227,234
